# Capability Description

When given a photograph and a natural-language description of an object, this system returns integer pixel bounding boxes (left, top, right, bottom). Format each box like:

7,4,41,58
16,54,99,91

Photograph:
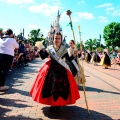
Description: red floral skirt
30,60,80,106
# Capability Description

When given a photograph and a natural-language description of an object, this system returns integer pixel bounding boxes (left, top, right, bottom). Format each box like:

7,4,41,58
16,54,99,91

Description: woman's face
53,35,62,47
69,41,74,48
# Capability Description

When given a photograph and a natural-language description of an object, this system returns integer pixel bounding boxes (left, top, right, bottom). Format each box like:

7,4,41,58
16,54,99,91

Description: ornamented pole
78,26,90,114
78,25,82,51
66,10,90,114
66,10,76,44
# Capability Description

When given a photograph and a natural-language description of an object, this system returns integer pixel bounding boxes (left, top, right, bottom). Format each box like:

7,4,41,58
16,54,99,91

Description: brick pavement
0,58,120,120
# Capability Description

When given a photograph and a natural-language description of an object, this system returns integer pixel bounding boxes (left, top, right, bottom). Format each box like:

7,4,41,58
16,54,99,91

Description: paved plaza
0,58,120,120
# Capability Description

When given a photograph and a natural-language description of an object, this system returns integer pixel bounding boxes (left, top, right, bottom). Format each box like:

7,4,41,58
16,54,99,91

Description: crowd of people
81,48,120,69
0,28,119,113
0,28,40,91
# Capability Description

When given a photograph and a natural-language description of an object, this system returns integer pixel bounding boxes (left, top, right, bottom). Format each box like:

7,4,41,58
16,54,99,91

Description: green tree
28,29,45,45
84,38,97,51
100,43,106,49
103,22,120,50
76,42,80,50
76,41,84,50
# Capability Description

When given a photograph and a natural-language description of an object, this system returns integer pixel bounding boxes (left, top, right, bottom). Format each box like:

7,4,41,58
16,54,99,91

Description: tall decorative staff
78,25,90,114
66,10,76,44
66,10,90,114
78,25,82,51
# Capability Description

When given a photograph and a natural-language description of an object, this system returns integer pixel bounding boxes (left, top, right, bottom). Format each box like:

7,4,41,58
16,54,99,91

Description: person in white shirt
0,28,19,91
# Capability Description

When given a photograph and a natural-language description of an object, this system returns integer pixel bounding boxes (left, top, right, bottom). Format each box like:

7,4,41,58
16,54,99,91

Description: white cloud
0,0,34,4
98,16,109,23
36,0,62,9
105,6,120,16
76,12,95,20
72,17,80,22
77,0,85,5
106,7,115,11
45,0,61,4
96,3,113,8
50,0,62,6
59,12,82,22
60,12,69,21
112,8,120,16
58,12,94,22
106,7,115,14
28,3,59,16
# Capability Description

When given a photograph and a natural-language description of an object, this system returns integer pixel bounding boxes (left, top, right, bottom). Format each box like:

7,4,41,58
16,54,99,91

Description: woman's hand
74,48,78,55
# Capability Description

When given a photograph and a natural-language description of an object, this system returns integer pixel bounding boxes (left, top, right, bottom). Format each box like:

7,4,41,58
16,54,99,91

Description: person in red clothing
30,32,80,112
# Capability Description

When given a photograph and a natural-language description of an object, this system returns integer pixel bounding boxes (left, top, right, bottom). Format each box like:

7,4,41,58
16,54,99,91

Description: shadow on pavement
78,86,120,95
0,104,43,120
0,98,42,120
42,106,112,120
104,68,120,71
0,113,43,120
0,98,37,120
0,98,32,107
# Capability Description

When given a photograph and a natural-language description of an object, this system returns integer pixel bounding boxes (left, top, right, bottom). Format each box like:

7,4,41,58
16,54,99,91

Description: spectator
116,53,120,65
111,53,120,66
80,51,85,60
0,28,19,91
34,46,40,58
18,40,28,65
99,51,103,59
0,28,3,38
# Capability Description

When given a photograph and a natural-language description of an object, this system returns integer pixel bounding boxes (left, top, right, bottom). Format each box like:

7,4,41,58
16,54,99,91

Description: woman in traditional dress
92,48,101,65
67,40,82,85
85,50,92,63
100,48,111,69
30,33,80,111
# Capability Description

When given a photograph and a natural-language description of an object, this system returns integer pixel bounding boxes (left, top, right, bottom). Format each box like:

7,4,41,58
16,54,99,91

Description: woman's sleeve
39,48,49,60
62,52,77,77
62,52,75,61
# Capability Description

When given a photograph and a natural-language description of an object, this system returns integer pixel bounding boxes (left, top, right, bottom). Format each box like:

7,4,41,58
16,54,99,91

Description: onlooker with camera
0,28,19,91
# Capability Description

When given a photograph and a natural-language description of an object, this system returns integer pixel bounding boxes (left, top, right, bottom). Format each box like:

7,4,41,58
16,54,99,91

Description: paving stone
0,58,120,120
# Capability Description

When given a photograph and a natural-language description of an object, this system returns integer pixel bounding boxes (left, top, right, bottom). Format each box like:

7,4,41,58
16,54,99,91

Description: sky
0,0,120,44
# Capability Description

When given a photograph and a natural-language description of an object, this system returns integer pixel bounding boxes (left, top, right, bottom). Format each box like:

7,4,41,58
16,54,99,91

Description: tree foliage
76,41,84,50
28,29,45,45
84,38,97,51
103,22,120,50
76,42,80,50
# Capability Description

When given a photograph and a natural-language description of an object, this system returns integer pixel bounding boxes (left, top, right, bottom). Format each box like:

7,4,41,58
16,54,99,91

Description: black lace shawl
39,48,77,101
